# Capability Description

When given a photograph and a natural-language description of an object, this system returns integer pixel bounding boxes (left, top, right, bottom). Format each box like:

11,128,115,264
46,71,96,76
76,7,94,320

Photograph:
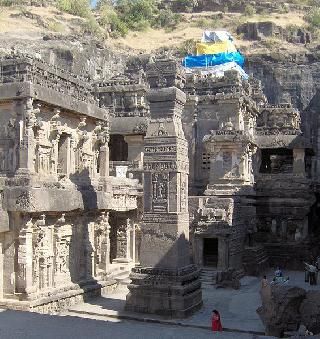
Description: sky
91,0,98,7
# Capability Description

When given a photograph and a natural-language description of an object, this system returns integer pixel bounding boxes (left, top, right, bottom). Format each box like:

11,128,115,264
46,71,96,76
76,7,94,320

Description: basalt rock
300,291,320,335
257,285,306,337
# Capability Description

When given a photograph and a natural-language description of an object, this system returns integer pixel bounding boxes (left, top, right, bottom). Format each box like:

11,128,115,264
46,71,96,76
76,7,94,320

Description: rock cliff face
246,53,320,112
0,35,127,81
246,53,320,144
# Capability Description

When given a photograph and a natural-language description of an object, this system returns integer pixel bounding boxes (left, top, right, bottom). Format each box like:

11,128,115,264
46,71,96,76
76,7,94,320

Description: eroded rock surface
258,285,306,337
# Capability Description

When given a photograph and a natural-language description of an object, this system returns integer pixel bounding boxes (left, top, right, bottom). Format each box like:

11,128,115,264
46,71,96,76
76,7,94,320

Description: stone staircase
108,263,134,286
243,245,269,276
200,267,218,287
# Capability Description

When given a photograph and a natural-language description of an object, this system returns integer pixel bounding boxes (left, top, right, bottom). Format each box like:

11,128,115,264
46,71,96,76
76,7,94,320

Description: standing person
317,256,320,269
304,262,317,285
261,275,268,288
212,309,223,332
275,267,282,278
305,262,310,283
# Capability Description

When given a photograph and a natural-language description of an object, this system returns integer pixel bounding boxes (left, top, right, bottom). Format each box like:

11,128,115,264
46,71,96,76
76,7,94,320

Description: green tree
116,0,157,27
244,4,256,17
154,8,181,29
305,7,320,29
99,3,128,36
56,0,91,18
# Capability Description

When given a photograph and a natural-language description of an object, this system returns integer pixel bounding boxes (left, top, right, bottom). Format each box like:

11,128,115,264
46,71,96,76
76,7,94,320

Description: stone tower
125,57,202,318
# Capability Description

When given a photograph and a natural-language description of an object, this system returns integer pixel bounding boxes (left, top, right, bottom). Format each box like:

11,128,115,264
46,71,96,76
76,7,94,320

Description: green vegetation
153,9,181,29
244,4,256,17
176,38,197,57
289,0,319,5
47,19,65,32
0,0,29,5
96,0,182,37
192,14,221,29
56,0,91,18
177,0,198,13
305,6,320,29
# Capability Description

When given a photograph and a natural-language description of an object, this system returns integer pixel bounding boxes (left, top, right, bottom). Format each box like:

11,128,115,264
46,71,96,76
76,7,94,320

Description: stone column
87,222,95,278
194,236,203,267
218,238,229,270
100,212,111,272
126,219,131,262
125,58,202,318
132,223,136,264
302,217,308,240
293,148,305,175
16,98,37,175
99,145,110,178
17,219,34,295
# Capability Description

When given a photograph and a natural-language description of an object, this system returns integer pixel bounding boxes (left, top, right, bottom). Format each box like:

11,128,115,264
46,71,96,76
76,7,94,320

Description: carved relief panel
116,225,127,259
54,223,72,286
152,173,169,213
180,174,188,212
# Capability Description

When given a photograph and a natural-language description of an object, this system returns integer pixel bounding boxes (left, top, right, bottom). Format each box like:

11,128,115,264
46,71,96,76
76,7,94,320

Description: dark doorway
259,148,293,174
203,238,218,267
109,135,128,161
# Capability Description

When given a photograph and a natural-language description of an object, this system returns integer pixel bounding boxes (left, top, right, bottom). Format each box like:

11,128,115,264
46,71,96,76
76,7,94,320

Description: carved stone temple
0,51,319,316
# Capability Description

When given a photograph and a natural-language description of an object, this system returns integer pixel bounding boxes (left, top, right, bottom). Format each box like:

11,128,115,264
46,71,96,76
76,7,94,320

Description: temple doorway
203,238,218,267
109,135,128,161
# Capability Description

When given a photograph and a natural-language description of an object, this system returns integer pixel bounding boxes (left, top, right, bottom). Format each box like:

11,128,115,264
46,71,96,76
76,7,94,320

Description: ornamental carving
152,173,169,212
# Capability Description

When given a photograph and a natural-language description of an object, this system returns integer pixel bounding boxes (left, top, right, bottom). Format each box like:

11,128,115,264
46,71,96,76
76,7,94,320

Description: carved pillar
126,58,202,318
17,98,37,174
132,223,136,264
99,145,109,178
17,219,34,294
293,148,305,175
281,220,287,241
70,137,77,175
113,218,132,264
100,212,111,272
87,222,95,278
126,219,131,261
302,217,308,239
218,238,229,271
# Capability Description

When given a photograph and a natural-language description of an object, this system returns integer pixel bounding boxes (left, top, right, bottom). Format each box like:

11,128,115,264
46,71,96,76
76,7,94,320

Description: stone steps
113,270,132,286
108,263,134,287
200,268,218,286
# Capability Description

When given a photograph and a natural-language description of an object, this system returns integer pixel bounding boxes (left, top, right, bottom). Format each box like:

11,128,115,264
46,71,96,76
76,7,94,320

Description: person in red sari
212,309,223,331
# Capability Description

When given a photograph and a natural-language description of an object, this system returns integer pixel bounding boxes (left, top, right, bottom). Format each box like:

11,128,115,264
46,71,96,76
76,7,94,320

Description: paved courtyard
0,308,272,339
0,270,318,339
66,270,320,335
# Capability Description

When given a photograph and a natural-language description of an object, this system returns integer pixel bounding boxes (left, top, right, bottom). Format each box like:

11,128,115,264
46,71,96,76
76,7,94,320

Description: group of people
269,267,289,285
